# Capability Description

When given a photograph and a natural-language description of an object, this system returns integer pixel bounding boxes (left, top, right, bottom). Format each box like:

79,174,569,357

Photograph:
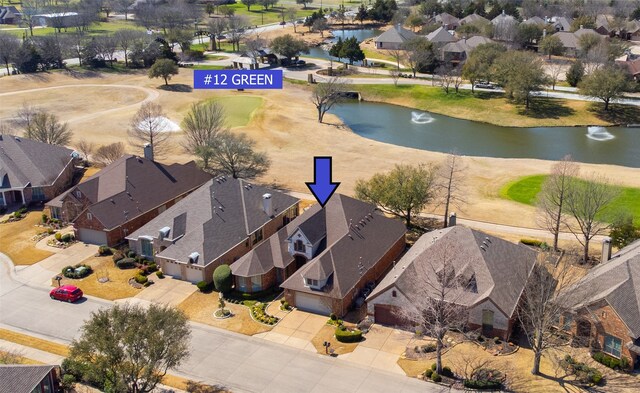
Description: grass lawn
353,84,640,127
310,324,359,355
178,290,273,336
0,350,43,365
361,48,397,63
210,5,314,26
204,54,228,60
190,65,228,71
500,175,640,224
0,210,53,265
56,255,140,300
0,328,69,357
1,19,144,38
206,95,263,128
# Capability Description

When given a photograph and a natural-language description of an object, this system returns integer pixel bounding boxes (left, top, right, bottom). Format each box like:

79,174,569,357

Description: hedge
61,264,93,279
134,274,148,285
335,326,362,343
463,379,503,389
592,351,630,370
197,281,213,292
116,258,136,269
213,264,233,293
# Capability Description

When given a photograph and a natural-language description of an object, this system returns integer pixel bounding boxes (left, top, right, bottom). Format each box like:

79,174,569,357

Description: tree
312,17,329,37
389,69,401,86
295,0,313,9
402,36,436,77
241,0,256,11
227,15,249,52
20,110,73,146
368,0,397,23
356,4,368,25
0,32,19,76
128,103,171,160
518,255,574,375
94,142,126,166
539,35,564,60
66,303,190,393
75,139,96,162
355,163,439,227
213,264,233,293
112,0,135,20
547,61,565,91
536,155,579,251
310,76,348,123
579,65,631,111
208,131,270,179
570,15,596,31
566,60,584,87
493,50,549,110
406,13,425,32
207,18,227,51
181,101,227,169
438,152,466,228
609,213,640,249
148,58,178,86
462,43,504,93
270,34,310,61
565,174,619,263
515,23,543,47
339,37,365,65
21,0,41,37
115,29,144,68
577,32,601,57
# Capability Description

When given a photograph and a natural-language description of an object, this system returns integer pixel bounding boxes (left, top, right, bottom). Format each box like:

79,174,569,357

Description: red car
49,285,83,303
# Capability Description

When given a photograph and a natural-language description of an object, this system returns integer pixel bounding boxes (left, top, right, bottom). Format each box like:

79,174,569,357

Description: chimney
502,10,505,16
143,143,153,161
262,193,273,217
601,237,612,263
580,25,583,30
448,212,457,227
543,28,547,38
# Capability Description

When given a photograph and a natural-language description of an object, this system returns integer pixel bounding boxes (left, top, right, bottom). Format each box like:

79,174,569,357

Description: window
294,239,305,252
237,276,248,292
32,187,45,201
251,275,262,291
562,314,573,331
604,335,622,358
392,290,397,298
306,278,318,287
75,190,82,198
87,213,93,220
252,228,263,245
141,238,153,257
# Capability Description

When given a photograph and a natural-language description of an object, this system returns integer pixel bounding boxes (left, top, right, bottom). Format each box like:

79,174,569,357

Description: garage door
77,229,107,245
374,304,403,326
162,262,181,279
185,267,203,283
295,292,332,315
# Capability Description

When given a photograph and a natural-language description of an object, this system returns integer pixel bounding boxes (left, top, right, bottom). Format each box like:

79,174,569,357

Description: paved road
0,253,447,393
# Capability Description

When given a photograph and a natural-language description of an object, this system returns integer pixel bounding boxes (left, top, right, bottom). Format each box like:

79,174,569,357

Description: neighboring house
46,154,210,246
441,35,494,63
491,11,519,42
238,194,406,317
521,16,546,26
595,14,613,36
617,57,640,82
459,13,489,26
367,226,538,340
551,16,572,32
624,20,640,41
560,239,640,369
0,365,60,393
127,177,299,284
0,6,20,24
0,135,78,207
435,12,460,30
426,26,458,45
551,31,579,57
374,25,417,50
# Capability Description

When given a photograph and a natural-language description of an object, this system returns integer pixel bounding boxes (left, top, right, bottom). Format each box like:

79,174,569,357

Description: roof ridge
238,178,250,236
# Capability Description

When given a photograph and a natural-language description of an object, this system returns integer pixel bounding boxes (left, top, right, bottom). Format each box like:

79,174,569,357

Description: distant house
623,20,640,41
441,36,494,63
617,57,640,82
367,226,537,340
0,365,60,393
459,13,489,26
521,16,546,26
236,194,406,317
32,12,78,28
46,154,211,246
426,26,458,45
127,177,299,284
491,11,519,41
551,31,585,57
435,12,460,30
560,239,640,369
595,14,613,36
231,56,259,70
374,25,417,50
551,16,572,32
0,6,20,24
0,135,78,207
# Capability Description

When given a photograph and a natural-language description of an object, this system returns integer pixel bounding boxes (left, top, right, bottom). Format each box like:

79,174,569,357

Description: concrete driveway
341,324,414,375
255,310,327,351
132,275,196,306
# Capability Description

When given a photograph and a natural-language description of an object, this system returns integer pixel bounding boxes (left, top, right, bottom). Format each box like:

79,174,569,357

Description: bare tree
547,61,565,91
20,109,73,146
208,131,270,179
0,348,24,364
436,64,455,94
128,103,171,159
388,49,403,70
227,15,249,52
75,139,96,162
389,69,401,86
0,32,20,76
564,174,619,263
310,77,348,123
207,18,227,51
536,156,580,251
94,142,126,166
181,101,227,169
438,152,466,228
114,29,145,68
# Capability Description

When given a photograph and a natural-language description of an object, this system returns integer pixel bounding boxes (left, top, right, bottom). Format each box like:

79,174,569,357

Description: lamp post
323,341,331,354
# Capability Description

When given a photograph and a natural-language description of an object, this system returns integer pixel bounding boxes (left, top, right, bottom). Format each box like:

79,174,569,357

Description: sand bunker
138,116,181,132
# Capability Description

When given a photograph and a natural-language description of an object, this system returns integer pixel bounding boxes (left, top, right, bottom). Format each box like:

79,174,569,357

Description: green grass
1,19,144,38
190,65,228,70
500,175,640,224
208,4,314,26
206,96,263,128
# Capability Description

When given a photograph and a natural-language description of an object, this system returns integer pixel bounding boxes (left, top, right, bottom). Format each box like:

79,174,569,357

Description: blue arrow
306,157,340,208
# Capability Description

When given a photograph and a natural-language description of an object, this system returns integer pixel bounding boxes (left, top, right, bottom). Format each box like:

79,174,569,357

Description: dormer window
294,239,305,252
306,278,318,287
75,190,81,198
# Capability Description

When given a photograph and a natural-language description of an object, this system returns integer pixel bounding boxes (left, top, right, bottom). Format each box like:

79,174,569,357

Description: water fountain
411,112,435,124
586,126,615,141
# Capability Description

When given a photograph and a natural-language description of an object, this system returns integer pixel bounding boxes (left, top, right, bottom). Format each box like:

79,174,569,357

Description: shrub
55,232,62,241
98,245,112,256
335,327,362,343
431,363,437,371
330,313,337,321
156,270,164,279
196,281,212,292
42,213,49,223
431,372,442,382
441,366,453,378
561,355,603,385
424,369,433,378
213,264,233,293
116,258,136,269
464,368,505,390
61,264,93,279
47,228,55,234
112,252,125,263
61,233,74,243
592,351,630,371
520,238,543,247
127,250,136,258
146,262,158,273
60,373,76,390
421,344,436,353
134,274,148,284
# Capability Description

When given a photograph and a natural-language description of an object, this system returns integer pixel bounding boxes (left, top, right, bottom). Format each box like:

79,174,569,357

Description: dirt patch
310,324,359,355
0,210,53,265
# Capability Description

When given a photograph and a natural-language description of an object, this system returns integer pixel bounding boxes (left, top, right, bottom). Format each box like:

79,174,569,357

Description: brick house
127,177,299,284
233,194,406,317
560,239,640,369
46,155,210,246
0,135,78,207
0,365,60,393
366,226,538,340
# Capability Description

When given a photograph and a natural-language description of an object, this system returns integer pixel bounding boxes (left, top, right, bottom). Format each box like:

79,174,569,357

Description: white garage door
162,262,181,279
185,267,203,283
295,292,332,315
77,228,107,245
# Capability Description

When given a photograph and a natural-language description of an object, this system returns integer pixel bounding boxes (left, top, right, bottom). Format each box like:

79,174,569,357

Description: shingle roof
596,14,610,31
0,135,74,190
564,239,640,338
460,13,489,25
435,12,460,27
426,26,458,43
278,194,406,299
0,365,56,393
522,16,546,25
553,16,572,31
368,226,538,318
129,177,298,267
574,28,599,38
375,25,417,44
491,13,518,25
552,31,578,49
443,36,494,53
48,155,210,229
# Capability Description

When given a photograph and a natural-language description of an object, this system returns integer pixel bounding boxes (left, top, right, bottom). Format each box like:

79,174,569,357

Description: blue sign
194,70,283,89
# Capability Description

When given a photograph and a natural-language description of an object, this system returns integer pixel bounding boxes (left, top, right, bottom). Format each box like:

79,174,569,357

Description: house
426,26,458,45
551,16,572,32
441,35,494,63
374,25,417,50
551,31,579,57
0,135,78,207
491,11,519,41
366,226,538,340
521,16,546,26
595,14,613,36
617,57,640,82
0,365,60,393
434,12,460,30
231,56,259,70
127,177,299,283
46,153,211,246
459,13,489,26
32,12,78,28
560,239,640,369
0,6,20,24
623,20,640,41
234,194,406,316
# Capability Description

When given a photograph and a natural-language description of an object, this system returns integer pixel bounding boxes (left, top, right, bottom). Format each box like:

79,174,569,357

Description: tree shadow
518,98,576,119
589,103,640,125
63,68,104,79
20,72,51,83
184,380,229,393
158,84,193,93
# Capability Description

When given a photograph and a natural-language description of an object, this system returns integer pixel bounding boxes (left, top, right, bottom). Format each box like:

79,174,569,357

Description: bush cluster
463,368,505,390
61,233,74,243
61,264,93,279
134,274,148,285
112,251,125,263
196,281,213,292
561,355,603,385
251,302,279,325
116,258,136,269
98,245,112,256
335,325,362,343
13,207,27,218
414,344,436,354
592,352,630,371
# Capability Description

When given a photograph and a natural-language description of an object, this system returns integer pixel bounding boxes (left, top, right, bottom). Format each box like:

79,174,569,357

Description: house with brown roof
0,365,60,393
1,135,78,207
426,26,458,45
441,36,495,63
559,239,640,369
551,30,598,57
434,12,460,30
127,177,299,283
459,13,489,26
617,57,640,82
374,25,417,50
366,226,538,340
551,16,572,32
46,154,210,246
232,194,406,316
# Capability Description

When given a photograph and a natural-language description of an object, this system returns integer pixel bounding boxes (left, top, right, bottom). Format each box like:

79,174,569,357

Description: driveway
132,275,196,306
342,324,414,375
255,310,327,351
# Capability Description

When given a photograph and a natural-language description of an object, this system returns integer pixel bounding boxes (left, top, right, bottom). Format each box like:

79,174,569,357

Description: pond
329,101,640,168
307,28,382,62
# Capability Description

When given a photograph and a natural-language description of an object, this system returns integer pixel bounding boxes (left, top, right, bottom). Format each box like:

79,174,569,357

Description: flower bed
48,232,76,249
249,302,279,325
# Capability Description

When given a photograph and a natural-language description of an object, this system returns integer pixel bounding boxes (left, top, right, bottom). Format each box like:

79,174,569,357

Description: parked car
296,60,306,66
474,82,495,89
49,285,83,303
279,21,286,26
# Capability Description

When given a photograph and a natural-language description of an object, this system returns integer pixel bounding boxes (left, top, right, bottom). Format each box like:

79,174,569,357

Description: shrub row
414,344,436,354
562,355,603,385
250,302,279,325
335,325,362,343
116,258,136,269
592,351,630,371
464,368,505,390
520,238,548,249
61,264,93,279
54,232,75,242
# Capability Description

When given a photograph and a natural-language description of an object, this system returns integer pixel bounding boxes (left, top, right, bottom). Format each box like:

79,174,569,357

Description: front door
482,309,494,336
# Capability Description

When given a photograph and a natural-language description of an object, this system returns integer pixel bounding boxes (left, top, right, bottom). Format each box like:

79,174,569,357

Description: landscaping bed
0,209,53,265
